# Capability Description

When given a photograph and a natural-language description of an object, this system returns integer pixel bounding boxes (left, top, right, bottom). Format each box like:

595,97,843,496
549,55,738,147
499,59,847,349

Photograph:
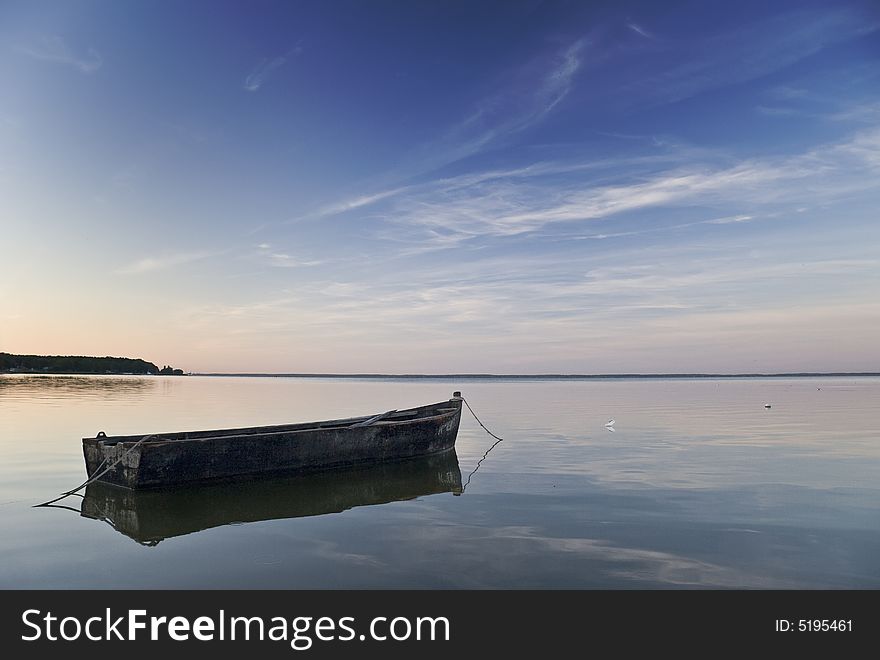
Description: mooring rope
461,396,503,441
34,434,158,508
460,396,504,492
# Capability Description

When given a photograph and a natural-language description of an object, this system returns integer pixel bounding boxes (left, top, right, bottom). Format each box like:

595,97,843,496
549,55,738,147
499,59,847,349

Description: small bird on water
764,404,771,409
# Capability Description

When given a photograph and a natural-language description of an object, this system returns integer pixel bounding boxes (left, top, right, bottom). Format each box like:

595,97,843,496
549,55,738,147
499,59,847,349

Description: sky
1,0,879,374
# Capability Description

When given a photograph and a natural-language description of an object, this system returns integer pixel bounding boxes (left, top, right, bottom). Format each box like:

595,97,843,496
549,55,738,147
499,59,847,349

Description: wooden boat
80,450,462,545
82,393,463,489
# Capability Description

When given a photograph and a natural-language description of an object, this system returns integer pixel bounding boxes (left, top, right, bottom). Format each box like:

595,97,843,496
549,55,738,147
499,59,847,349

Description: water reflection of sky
0,375,878,588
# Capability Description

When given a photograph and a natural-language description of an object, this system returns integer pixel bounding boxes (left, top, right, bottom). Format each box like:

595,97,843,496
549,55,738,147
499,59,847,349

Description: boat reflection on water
80,450,462,545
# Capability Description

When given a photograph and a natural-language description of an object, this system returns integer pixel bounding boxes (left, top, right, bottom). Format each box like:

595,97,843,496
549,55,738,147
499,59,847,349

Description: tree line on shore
0,352,184,375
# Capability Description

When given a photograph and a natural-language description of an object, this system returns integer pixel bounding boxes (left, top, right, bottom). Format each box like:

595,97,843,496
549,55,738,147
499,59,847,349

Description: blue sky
1,0,878,373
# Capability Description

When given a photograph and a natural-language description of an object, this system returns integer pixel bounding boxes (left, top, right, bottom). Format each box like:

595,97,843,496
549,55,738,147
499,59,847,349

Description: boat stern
82,433,143,489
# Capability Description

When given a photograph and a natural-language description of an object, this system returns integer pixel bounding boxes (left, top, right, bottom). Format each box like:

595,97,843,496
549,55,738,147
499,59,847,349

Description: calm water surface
1,375,878,588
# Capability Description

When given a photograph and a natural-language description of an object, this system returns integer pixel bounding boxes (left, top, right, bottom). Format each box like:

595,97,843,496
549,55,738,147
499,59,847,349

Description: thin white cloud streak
626,23,653,39
16,36,102,73
705,214,753,224
754,98,880,122
244,57,287,91
539,38,586,116
300,187,410,222
118,251,216,274
244,45,302,92
570,214,756,241
268,253,323,268
303,152,688,226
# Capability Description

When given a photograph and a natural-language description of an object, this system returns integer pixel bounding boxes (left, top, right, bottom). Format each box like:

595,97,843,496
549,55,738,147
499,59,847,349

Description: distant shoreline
4,371,878,379
189,372,880,379
0,352,183,376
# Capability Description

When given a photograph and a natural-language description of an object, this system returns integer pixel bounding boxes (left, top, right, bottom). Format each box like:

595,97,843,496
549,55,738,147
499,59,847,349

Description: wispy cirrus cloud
705,214,754,224
436,38,587,161
364,127,880,244
16,35,102,73
118,251,216,274
267,253,323,268
626,23,653,39
628,9,878,105
566,214,756,242
756,81,880,122
176,241,880,373
284,37,591,226
828,101,880,124
539,38,586,115
303,187,410,222
284,124,879,260
767,85,810,100
291,36,587,212
252,242,324,268
291,10,878,234
244,57,287,92
244,44,303,92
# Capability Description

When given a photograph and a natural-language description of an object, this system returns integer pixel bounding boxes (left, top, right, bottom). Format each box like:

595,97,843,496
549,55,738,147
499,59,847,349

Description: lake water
1,374,878,589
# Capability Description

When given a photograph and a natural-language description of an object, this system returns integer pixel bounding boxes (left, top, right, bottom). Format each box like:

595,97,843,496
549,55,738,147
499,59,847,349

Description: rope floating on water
34,434,158,508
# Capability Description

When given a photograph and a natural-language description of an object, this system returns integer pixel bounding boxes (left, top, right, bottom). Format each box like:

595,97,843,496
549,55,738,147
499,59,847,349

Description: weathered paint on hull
82,398,462,489
80,449,462,544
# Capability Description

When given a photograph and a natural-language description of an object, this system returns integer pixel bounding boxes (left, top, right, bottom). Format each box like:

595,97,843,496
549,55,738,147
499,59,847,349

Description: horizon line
189,371,880,378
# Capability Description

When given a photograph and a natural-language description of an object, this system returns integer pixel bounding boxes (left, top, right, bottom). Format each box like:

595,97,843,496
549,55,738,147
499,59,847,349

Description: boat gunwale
84,399,462,447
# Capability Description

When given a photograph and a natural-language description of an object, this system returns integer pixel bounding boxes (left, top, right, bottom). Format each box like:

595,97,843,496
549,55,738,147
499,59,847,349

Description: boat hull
82,397,462,489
